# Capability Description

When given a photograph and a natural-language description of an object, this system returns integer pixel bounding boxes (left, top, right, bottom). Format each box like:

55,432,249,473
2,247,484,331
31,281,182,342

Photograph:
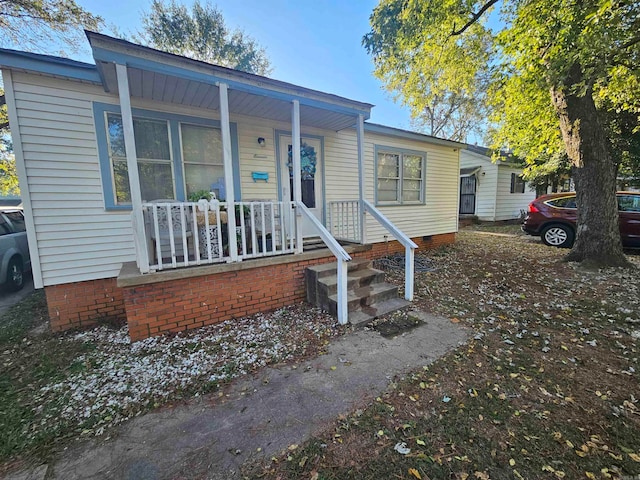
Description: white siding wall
10,73,135,287
10,71,459,287
460,151,498,221
356,132,460,242
495,166,537,221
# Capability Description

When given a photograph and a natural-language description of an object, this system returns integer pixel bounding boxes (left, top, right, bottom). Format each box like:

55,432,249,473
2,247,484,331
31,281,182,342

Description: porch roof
86,32,373,131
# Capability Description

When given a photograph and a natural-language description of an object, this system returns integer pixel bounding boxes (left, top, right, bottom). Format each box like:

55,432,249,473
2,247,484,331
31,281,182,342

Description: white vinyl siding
9,71,460,287
460,150,536,221
495,167,537,221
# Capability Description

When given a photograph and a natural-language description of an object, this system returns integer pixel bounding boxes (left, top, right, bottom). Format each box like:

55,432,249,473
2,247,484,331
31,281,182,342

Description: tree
136,0,271,76
0,0,102,52
365,0,640,267
364,1,492,142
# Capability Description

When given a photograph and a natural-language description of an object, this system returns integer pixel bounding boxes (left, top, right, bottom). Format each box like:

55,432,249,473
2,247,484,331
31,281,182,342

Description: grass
251,232,640,480
0,290,93,465
0,291,346,473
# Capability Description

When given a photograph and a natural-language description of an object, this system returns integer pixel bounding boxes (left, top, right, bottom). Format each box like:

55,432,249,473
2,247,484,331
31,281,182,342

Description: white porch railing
296,201,352,325
141,200,297,271
363,200,418,301
328,200,361,243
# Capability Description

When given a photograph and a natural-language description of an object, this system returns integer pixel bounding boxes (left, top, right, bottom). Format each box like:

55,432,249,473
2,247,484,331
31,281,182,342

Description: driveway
0,274,35,316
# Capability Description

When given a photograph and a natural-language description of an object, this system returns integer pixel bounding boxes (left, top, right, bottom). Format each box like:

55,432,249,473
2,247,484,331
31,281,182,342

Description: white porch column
219,82,238,261
291,99,303,253
115,63,150,274
356,113,366,244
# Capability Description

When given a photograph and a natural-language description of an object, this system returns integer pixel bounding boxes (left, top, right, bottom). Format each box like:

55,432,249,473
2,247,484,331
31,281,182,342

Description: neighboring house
459,145,536,221
0,32,462,341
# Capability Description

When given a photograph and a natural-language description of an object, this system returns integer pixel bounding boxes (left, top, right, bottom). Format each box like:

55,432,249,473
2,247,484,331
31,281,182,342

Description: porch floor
117,241,370,288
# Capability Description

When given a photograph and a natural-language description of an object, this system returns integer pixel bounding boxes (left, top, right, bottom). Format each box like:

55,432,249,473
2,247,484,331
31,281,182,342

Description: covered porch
88,32,417,325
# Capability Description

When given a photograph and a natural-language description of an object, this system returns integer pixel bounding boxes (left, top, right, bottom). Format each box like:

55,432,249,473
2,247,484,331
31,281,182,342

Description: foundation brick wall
45,278,126,332
45,232,455,340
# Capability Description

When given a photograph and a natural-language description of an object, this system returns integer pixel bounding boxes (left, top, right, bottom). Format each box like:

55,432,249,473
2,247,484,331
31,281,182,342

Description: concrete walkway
14,311,468,480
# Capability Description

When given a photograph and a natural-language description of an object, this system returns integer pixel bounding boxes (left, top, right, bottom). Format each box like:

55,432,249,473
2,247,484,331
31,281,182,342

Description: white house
1,32,463,340
459,145,536,221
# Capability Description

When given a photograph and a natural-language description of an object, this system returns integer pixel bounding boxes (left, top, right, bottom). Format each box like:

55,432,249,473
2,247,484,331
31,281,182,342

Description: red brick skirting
46,278,126,332
45,233,456,340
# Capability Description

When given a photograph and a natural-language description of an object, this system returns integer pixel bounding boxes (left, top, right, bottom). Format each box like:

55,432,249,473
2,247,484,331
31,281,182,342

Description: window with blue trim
106,113,175,203
94,103,238,210
375,147,425,205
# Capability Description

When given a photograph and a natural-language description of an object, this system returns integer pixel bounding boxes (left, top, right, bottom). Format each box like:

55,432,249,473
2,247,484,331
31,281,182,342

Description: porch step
305,260,411,326
303,236,327,251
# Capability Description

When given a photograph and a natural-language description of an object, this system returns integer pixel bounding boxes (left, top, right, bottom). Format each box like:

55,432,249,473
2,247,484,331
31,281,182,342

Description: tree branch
451,0,499,36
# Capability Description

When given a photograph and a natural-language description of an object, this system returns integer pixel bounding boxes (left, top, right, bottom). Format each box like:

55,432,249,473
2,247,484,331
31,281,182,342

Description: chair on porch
144,200,194,263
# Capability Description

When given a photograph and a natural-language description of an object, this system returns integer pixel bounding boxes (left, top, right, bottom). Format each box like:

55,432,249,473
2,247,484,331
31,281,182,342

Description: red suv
521,192,640,248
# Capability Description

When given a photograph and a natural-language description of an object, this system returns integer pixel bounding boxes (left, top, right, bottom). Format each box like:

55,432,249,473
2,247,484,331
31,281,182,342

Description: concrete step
303,237,327,251
318,267,386,296
326,282,400,316
306,259,372,279
348,297,413,326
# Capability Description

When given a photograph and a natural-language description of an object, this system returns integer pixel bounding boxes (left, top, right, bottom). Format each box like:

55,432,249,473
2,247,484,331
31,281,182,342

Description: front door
459,176,477,214
278,135,323,237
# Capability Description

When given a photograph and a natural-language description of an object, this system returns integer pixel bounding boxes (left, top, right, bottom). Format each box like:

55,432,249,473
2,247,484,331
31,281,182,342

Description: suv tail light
528,203,539,213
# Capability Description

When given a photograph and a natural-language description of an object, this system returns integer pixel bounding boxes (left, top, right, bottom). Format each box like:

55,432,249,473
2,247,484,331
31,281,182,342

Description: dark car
0,208,31,290
521,192,640,248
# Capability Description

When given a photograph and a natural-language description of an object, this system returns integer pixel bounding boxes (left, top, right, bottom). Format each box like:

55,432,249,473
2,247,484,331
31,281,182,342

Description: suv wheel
541,224,574,248
6,257,24,291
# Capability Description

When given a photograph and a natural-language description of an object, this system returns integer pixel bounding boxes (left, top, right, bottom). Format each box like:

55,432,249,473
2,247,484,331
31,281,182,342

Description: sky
74,0,415,130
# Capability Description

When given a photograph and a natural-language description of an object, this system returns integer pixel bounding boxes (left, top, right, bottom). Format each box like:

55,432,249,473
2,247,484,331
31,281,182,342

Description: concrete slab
3,464,47,480
40,310,468,480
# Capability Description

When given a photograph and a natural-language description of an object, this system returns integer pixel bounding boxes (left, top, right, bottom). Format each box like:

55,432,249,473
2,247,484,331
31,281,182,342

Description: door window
287,142,317,208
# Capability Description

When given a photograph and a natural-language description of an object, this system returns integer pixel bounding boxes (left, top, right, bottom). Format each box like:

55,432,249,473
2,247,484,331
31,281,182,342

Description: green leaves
136,0,271,76
0,0,102,52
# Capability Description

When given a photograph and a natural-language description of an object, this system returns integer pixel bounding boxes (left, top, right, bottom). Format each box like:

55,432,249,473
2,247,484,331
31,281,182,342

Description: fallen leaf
629,453,640,462
509,458,515,466
416,439,426,446
288,444,298,451
330,366,337,371
451,317,460,323
409,468,422,479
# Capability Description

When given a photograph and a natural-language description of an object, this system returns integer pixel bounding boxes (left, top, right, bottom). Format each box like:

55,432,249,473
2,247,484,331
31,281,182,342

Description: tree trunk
550,65,630,267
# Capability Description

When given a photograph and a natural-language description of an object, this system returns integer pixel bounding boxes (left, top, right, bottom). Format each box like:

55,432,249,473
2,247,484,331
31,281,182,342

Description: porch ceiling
91,32,372,132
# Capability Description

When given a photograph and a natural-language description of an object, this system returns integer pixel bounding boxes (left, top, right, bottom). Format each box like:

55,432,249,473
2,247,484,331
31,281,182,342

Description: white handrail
296,202,351,325
363,200,417,300
296,202,352,262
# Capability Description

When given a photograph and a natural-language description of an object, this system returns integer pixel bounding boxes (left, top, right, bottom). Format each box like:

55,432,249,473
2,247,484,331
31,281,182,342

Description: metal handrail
296,202,351,325
296,202,352,262
363,200,417,300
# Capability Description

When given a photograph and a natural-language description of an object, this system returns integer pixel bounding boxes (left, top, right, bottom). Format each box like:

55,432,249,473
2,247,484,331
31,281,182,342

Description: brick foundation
46,232,455,340
45,278,126,332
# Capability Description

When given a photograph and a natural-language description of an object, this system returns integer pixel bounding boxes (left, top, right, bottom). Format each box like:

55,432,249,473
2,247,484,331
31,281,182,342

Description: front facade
1,33,461,340
459,145,536,222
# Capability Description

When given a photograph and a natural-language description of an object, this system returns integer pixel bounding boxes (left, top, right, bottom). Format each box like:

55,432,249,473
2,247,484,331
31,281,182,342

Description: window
510,173,526,194
180,124,223,198
618,195,640,212
546,196,577,209
94,102,240,210
3,211,25,232
106,114,175,204
375,147,425,205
